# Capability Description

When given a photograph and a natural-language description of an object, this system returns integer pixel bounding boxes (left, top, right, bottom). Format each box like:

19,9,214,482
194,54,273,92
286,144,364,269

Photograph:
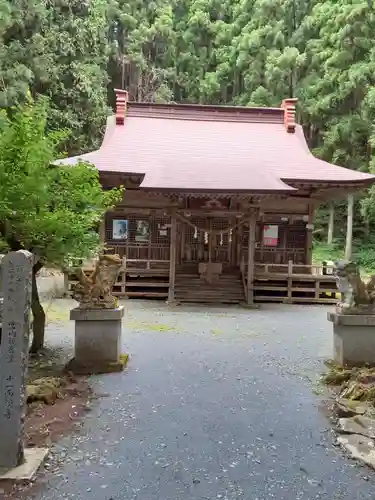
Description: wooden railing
125,258,170,271
254,261,335,277
105,243,170,262
253,261,337,304
254,247,306,265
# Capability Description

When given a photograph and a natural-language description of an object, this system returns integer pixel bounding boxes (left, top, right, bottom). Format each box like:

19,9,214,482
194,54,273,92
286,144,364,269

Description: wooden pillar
327,203,334,245
287,259,293,303
247,210,257,305
168,215,177,303
345,194,354,261
305,204,314,266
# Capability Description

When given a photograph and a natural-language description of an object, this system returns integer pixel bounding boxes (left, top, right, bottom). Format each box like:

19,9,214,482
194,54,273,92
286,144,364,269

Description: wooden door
210,218,232,266
180,217,233,265
181,217,207,263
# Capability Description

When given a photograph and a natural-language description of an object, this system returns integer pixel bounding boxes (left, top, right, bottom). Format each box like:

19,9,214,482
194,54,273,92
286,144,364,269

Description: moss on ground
27,376,67,405
322,360,375,404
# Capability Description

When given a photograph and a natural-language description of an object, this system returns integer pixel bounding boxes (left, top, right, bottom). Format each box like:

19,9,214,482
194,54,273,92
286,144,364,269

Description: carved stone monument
0,251,48,479
328,260,375,366
67,254,127,374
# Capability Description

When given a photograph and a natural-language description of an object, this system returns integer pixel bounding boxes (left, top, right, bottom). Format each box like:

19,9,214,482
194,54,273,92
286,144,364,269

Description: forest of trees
1,0,375,265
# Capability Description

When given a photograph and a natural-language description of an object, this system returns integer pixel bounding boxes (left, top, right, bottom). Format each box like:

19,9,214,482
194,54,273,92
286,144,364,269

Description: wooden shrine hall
61,90,375,305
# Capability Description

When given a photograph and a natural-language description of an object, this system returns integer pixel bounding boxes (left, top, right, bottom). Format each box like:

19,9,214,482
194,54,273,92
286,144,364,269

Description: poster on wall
135,220,150,242
112,219,128,240
263,225,279,247
158,223,168,237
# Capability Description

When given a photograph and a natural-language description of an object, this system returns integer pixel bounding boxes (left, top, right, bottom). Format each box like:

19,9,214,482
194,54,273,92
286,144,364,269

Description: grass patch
128,320,177,332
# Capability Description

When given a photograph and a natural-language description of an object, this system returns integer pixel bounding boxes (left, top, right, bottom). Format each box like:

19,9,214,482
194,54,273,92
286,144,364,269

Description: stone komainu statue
72,254,123,309
334,260,375,314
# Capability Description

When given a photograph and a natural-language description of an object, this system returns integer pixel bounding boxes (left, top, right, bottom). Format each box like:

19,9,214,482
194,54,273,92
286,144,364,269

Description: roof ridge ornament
281,98,298,133
114,88,128,125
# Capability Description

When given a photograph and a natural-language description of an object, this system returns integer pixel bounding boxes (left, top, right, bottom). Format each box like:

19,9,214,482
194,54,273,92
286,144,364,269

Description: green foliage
0,0,110,154
2,0,375,264
313,239,375,275
312,241,344,265
0,96,122,266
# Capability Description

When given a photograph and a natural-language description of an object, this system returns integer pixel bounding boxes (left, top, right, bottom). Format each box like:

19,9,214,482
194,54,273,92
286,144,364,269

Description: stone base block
328,312,375,366
70,306,124,366
240,301,260,310
166,299,181,307
65,353,129,376
0,448,49,481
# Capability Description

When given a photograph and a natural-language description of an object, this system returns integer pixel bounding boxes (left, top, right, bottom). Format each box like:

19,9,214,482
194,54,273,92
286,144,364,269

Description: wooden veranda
68,207,339,305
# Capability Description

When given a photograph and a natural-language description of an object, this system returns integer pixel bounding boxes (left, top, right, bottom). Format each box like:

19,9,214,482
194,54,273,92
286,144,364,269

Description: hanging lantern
220,232,223,246
229,228,232,243
204,231,209,244
194,226,198,239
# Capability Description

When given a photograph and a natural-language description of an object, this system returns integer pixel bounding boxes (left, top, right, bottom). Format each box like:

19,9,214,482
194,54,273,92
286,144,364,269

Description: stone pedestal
328,312,375,366
67,306,128,375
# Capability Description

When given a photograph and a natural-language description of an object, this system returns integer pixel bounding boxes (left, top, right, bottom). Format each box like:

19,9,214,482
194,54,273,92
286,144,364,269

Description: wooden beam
168,215,177,303
327,203,334,245
345,194,354,261
247,211,257,305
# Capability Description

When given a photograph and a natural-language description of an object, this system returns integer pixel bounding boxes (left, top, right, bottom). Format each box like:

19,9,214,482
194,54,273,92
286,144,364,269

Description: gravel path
28,300,375,500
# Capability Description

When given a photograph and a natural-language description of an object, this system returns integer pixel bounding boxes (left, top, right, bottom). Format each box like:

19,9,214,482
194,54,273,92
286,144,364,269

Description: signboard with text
263,225,279,247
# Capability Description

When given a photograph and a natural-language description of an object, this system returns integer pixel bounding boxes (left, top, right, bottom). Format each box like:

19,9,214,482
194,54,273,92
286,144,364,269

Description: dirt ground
1,367,93,499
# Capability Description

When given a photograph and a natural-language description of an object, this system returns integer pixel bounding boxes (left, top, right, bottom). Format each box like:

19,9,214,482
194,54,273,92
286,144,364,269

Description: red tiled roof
57,100,375,192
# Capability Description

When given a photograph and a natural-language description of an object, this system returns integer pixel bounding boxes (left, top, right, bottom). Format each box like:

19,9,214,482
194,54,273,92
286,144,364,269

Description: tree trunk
345,194,354,261
30,262,46,354
327,203,334,245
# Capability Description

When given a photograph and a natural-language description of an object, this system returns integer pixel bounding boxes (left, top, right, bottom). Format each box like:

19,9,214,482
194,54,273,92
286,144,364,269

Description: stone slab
337,416,375,439
328,312,375,326
70,306,124,321
337,434,375,469
0,250,33,469
0,296,3,329
0,253,4,298
0,448,49,480
336,398,369,418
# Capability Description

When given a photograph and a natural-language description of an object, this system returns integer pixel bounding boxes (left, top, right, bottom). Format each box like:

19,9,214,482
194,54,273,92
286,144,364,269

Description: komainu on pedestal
327,260,375,367
334,260,375,315
68,253,128,375
72,254,123,309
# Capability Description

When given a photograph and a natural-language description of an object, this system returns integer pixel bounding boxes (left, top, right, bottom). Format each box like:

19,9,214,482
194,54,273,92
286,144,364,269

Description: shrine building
60,90,375,305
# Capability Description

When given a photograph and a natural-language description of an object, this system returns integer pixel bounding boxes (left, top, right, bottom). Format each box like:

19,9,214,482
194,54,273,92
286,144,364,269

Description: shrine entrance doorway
178,216,244,271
